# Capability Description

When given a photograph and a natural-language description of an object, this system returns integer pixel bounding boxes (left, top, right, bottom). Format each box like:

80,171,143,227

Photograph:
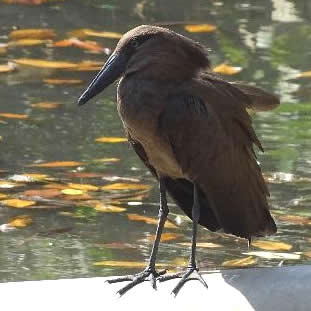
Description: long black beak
78,52,128,106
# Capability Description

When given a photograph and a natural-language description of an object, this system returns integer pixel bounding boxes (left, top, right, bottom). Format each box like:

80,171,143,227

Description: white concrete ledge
1,265,310,311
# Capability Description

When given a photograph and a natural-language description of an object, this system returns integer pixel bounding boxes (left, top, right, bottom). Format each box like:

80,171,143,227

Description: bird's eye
131,39,139,48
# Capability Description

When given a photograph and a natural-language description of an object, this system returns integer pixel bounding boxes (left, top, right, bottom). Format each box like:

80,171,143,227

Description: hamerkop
78,25,279,296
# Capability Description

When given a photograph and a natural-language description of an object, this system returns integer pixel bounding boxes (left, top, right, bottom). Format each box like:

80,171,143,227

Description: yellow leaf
69,29,123,39
102,183,150,191
127,213,177,229
10,173,51,182
1,199,36,208
95,137,127,143
43,79,83,85
0,181,22,188
92,158,120,163
304,251,311,258
185,24,217,33
31,102,62,109
94,203,126,213
9,39,48,46
71,60,105,72
0,113,29,119
148,232,182,242
222,256,256,267
93,260,167,268
61,189,84,195
0,193,8,199
252,240,292,251
30,161,83,167
213,63,242,75
68,183,99,191
8,215,32,227
0,62,17,73
14,58,78,69
179,242,222,248
298,71,311,78
9,29,56,40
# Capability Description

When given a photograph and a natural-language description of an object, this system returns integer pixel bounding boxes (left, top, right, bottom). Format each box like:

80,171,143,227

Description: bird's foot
106,266,167,296
158,265,208,296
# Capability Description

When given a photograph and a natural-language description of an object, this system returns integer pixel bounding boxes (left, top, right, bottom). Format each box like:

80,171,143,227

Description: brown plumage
78,25,279,296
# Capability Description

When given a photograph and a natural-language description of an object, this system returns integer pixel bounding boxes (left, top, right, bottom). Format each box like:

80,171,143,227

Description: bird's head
78,25,210,106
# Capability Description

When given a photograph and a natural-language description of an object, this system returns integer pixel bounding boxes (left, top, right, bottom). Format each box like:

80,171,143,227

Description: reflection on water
0,0,311,282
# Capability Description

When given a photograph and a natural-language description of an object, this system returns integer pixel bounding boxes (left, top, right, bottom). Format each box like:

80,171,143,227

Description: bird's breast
117,77,185,179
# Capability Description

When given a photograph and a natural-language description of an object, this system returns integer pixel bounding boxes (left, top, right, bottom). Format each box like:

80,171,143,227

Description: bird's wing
128,134,221,231
158,79,276,239
230,82,280,111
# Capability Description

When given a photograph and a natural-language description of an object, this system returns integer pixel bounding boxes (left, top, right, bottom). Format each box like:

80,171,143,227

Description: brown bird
78,25,279,296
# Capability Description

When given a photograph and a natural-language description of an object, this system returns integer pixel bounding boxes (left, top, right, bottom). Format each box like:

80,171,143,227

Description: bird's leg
158,184,208,296
106,178,169,296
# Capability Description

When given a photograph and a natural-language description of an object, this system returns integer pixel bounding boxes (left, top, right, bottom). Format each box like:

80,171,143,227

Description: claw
106,267,167,296
158,267,208,297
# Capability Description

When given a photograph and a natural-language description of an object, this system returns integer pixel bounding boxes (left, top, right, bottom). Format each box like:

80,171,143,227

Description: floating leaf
0,181,22,188
127,213,177,229
298,71,311,78
9,173,49,182
8,215,32,228
244,251,301,260
31,102,62,109
277,214,311,225
14,58,78,69
69,29,122,39
9,39,48,46
61,189,84,195
0,193,8,199
148,232,182,242
185,24,217,33
304,251,311,258
70,60,105,71
95,137,127,143
179,242,222,248
4,0,49,4
1,199,36,208
93,260,167,268
94,203,126,213
9,28,56,40
43,78,83,85
0,62,17,73
68,183,99,191
102,183,150,191
252,240,292,251
30,161,83,167
0,113,29,119
23,188,62,198
92,158,120,163
53,38,108,53
222,256,256,267
213,64,242,75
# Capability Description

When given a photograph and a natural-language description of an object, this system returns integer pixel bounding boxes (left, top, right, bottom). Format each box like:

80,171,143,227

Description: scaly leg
158,183,208,296
106,178,169,296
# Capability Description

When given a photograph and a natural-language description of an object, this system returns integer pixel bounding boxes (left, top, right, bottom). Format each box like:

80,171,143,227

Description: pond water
0,0,311,282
